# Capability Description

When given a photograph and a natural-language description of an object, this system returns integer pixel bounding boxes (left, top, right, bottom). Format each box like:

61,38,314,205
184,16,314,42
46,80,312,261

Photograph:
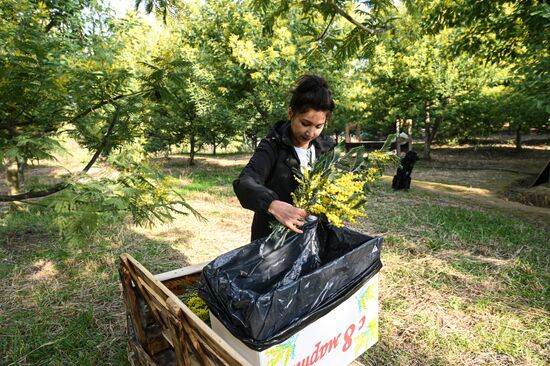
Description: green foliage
0,0,201,237
40,150,203,240
352,2,548,150
0,0,136,160
425,0,550,114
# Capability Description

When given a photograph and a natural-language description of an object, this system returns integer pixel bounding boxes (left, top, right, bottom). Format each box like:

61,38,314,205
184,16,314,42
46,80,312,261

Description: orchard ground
1,142,549,365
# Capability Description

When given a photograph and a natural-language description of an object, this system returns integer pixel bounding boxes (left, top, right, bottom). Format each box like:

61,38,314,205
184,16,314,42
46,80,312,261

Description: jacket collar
268,120,335,154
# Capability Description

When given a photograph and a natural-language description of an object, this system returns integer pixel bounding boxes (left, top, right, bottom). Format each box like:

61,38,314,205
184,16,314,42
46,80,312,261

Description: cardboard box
210,274,378,366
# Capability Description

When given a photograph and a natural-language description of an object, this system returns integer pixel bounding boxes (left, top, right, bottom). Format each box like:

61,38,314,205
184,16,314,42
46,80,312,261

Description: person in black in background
233,75,337,241
392,150,419,190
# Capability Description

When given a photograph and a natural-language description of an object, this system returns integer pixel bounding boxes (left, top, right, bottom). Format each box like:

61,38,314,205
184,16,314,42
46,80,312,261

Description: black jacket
233,120,336,241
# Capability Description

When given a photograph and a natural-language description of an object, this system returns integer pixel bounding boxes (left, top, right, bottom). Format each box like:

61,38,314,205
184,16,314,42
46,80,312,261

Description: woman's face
288,108,328,148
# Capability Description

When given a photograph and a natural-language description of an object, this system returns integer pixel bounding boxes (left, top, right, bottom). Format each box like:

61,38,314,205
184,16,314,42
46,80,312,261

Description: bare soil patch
400,144,550,216
132,197,253,264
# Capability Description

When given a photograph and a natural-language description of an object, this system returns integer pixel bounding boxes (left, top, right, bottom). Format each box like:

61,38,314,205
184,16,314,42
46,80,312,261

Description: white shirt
294,145,316,171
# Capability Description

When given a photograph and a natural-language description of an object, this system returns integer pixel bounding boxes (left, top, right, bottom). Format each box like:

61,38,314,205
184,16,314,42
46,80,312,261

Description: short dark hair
289,74,335,120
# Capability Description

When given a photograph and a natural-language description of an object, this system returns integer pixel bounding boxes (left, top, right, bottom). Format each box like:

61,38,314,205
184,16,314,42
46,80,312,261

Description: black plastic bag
198,216,382,351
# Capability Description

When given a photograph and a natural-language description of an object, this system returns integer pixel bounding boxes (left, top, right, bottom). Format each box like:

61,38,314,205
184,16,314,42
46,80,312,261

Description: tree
137,7,248,164
139,0,353,155
138,0,399,146
424,0,550,148
360,3,512,158
1,1,128,196
0,1,199,235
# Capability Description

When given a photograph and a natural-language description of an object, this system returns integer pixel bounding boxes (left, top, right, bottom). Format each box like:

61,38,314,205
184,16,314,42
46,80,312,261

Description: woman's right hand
268,200,308,234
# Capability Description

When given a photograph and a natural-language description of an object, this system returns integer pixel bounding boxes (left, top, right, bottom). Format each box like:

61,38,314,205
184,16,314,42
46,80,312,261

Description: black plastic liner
198,217,383,351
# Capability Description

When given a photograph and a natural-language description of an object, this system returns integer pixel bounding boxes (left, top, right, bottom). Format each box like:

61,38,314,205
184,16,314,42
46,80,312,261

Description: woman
233,74,336,241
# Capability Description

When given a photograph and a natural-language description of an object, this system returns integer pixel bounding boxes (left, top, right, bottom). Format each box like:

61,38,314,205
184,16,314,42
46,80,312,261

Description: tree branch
315,12,336,41
45,19,57,33
0,110,122,202
67,90,146,124
0,182,69,202
0,90,148,131
331,3,392,35
252,97,269,121
82,108,120,173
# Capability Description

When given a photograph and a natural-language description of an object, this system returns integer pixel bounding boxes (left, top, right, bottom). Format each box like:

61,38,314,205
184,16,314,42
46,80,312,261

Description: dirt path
382,176,550,229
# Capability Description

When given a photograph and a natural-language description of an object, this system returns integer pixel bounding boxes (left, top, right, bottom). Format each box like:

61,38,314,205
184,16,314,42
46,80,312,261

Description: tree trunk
515,127,522,150
432,115,442,145
17,156,26,189
5,159,25,210
212,136,217,156
5,159,20,195
395,118,401,156
189,133,196,166
423,101,432,160
431,97,447,149
251,135,258,150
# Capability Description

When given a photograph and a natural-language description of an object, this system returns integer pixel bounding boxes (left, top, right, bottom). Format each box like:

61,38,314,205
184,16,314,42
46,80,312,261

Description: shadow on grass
151,154,249,170
371,184,549,306
0,165,74,197
358,183,550,365
417,146,550,175
0,211,196,365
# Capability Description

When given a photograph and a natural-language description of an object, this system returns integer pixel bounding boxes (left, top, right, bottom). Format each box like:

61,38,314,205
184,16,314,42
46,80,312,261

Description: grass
0,210,202,365
1,150,549,365
358,184,549,365
176,164,243,197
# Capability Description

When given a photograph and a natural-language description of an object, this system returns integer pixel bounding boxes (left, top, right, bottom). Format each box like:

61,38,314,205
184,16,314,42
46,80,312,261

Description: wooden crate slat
162,275,202,296
120,253,253,366
155,262,209,282
128,338,159,366
120,266,150,347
